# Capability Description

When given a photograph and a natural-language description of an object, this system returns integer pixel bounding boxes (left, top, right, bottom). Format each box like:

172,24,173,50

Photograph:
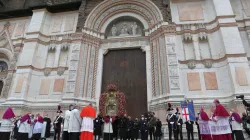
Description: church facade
0,0,250,120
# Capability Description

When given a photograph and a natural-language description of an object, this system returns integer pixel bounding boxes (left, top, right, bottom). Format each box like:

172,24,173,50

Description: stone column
192,35,201,60
212,0,250,95
7,9,50,102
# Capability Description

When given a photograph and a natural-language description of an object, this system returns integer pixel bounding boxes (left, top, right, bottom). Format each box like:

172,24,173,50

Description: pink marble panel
178,4,204,21
53,79,64,92
187,72,201,91
15,75,25,93
15,22,26,37
235,67,248,86
204,72,218,90
40,79,51,95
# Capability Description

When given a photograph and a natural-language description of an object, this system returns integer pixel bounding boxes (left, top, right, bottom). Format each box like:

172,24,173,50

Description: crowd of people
1,97,250,140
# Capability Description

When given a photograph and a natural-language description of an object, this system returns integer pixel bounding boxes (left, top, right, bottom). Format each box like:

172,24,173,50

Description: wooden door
102,48,147,118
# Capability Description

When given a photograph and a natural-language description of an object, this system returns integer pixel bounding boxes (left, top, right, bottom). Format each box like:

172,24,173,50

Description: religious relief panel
105,17,144,38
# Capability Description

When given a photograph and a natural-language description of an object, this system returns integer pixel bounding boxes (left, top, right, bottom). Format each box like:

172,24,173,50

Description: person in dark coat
140,115,148,140
94,114,103,140
148,112,156,140
43,114,51,138
112,116,120,140
127,116,134,140
175,108,183,140
185,120,194,140
119,114,128,140
131,118,140,140
154,118,162,140
195,113,201,140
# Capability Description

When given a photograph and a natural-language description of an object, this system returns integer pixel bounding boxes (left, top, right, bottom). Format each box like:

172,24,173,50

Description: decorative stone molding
85,0,164,32
61,43,69,51
57,67,65,76
182,33,192,42
187,60,196,69
198,32,207,41
203,60,213,69
44,68,52,76
48,44,56,52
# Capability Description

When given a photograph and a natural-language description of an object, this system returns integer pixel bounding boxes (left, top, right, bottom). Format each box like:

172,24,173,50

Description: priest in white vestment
0,107,15,140
68,105,82,140
63,104,73,140
17,113,31,140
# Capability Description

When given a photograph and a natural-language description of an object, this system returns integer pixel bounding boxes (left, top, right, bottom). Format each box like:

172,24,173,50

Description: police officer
119,114,128,140
166,103,177,140
93,114,103,140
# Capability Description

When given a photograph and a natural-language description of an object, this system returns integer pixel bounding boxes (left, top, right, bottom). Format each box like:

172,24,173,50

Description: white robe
68,109,82,133
63,110,71,132
80,117,94,132
18,120,31,134
0,119,13,132
33,122,43,134
103,118,113,133
41,122,47,137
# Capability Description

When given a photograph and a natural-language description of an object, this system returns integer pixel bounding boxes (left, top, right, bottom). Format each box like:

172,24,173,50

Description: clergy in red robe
212,99,232,140
199,107,212,140
80,103,96,140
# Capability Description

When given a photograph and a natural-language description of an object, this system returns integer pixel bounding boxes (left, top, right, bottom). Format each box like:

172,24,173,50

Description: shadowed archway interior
101,48,147,118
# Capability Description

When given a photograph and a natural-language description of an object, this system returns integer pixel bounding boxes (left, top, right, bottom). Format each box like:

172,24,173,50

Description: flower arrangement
107,84,117,91
99,84,126,116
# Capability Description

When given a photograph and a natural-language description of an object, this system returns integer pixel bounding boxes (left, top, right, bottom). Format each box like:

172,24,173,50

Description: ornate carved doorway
102,48,147,118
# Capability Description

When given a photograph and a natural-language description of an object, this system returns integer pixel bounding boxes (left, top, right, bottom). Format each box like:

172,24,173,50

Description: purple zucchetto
2,107,15,119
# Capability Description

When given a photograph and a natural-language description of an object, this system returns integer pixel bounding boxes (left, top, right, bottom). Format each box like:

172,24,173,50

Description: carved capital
44,68,52,76
203,60,213,69
187,60,196,69
57,67,66,76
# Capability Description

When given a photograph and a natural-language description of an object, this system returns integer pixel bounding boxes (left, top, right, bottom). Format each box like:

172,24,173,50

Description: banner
180,100,196,121
199,117,232,135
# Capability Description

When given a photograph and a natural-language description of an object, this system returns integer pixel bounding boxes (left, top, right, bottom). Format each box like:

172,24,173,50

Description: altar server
0,107,15,140
63,104,73,140
32,114,44,140
230,109,245,140
103,115,113,140
53,106,63,140
80,103,96,140
68,104,81,140
18,113,31,140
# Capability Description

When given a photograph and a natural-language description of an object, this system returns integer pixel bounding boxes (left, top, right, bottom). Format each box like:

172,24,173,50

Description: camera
236,95,244,100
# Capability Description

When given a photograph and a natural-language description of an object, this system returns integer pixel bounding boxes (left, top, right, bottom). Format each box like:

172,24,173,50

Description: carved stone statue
111,24,117,36
131,22,138,35
120,23,129,36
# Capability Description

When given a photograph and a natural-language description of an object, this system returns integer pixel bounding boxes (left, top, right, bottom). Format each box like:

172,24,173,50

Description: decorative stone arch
84,0,164,33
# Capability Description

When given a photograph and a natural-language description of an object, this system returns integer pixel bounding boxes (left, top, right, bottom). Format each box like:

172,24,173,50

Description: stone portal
101,49,147,118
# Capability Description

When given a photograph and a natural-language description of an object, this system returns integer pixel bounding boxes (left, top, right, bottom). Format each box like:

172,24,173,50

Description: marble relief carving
166,36,180,90
0,35,8,47
66,43,80,93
